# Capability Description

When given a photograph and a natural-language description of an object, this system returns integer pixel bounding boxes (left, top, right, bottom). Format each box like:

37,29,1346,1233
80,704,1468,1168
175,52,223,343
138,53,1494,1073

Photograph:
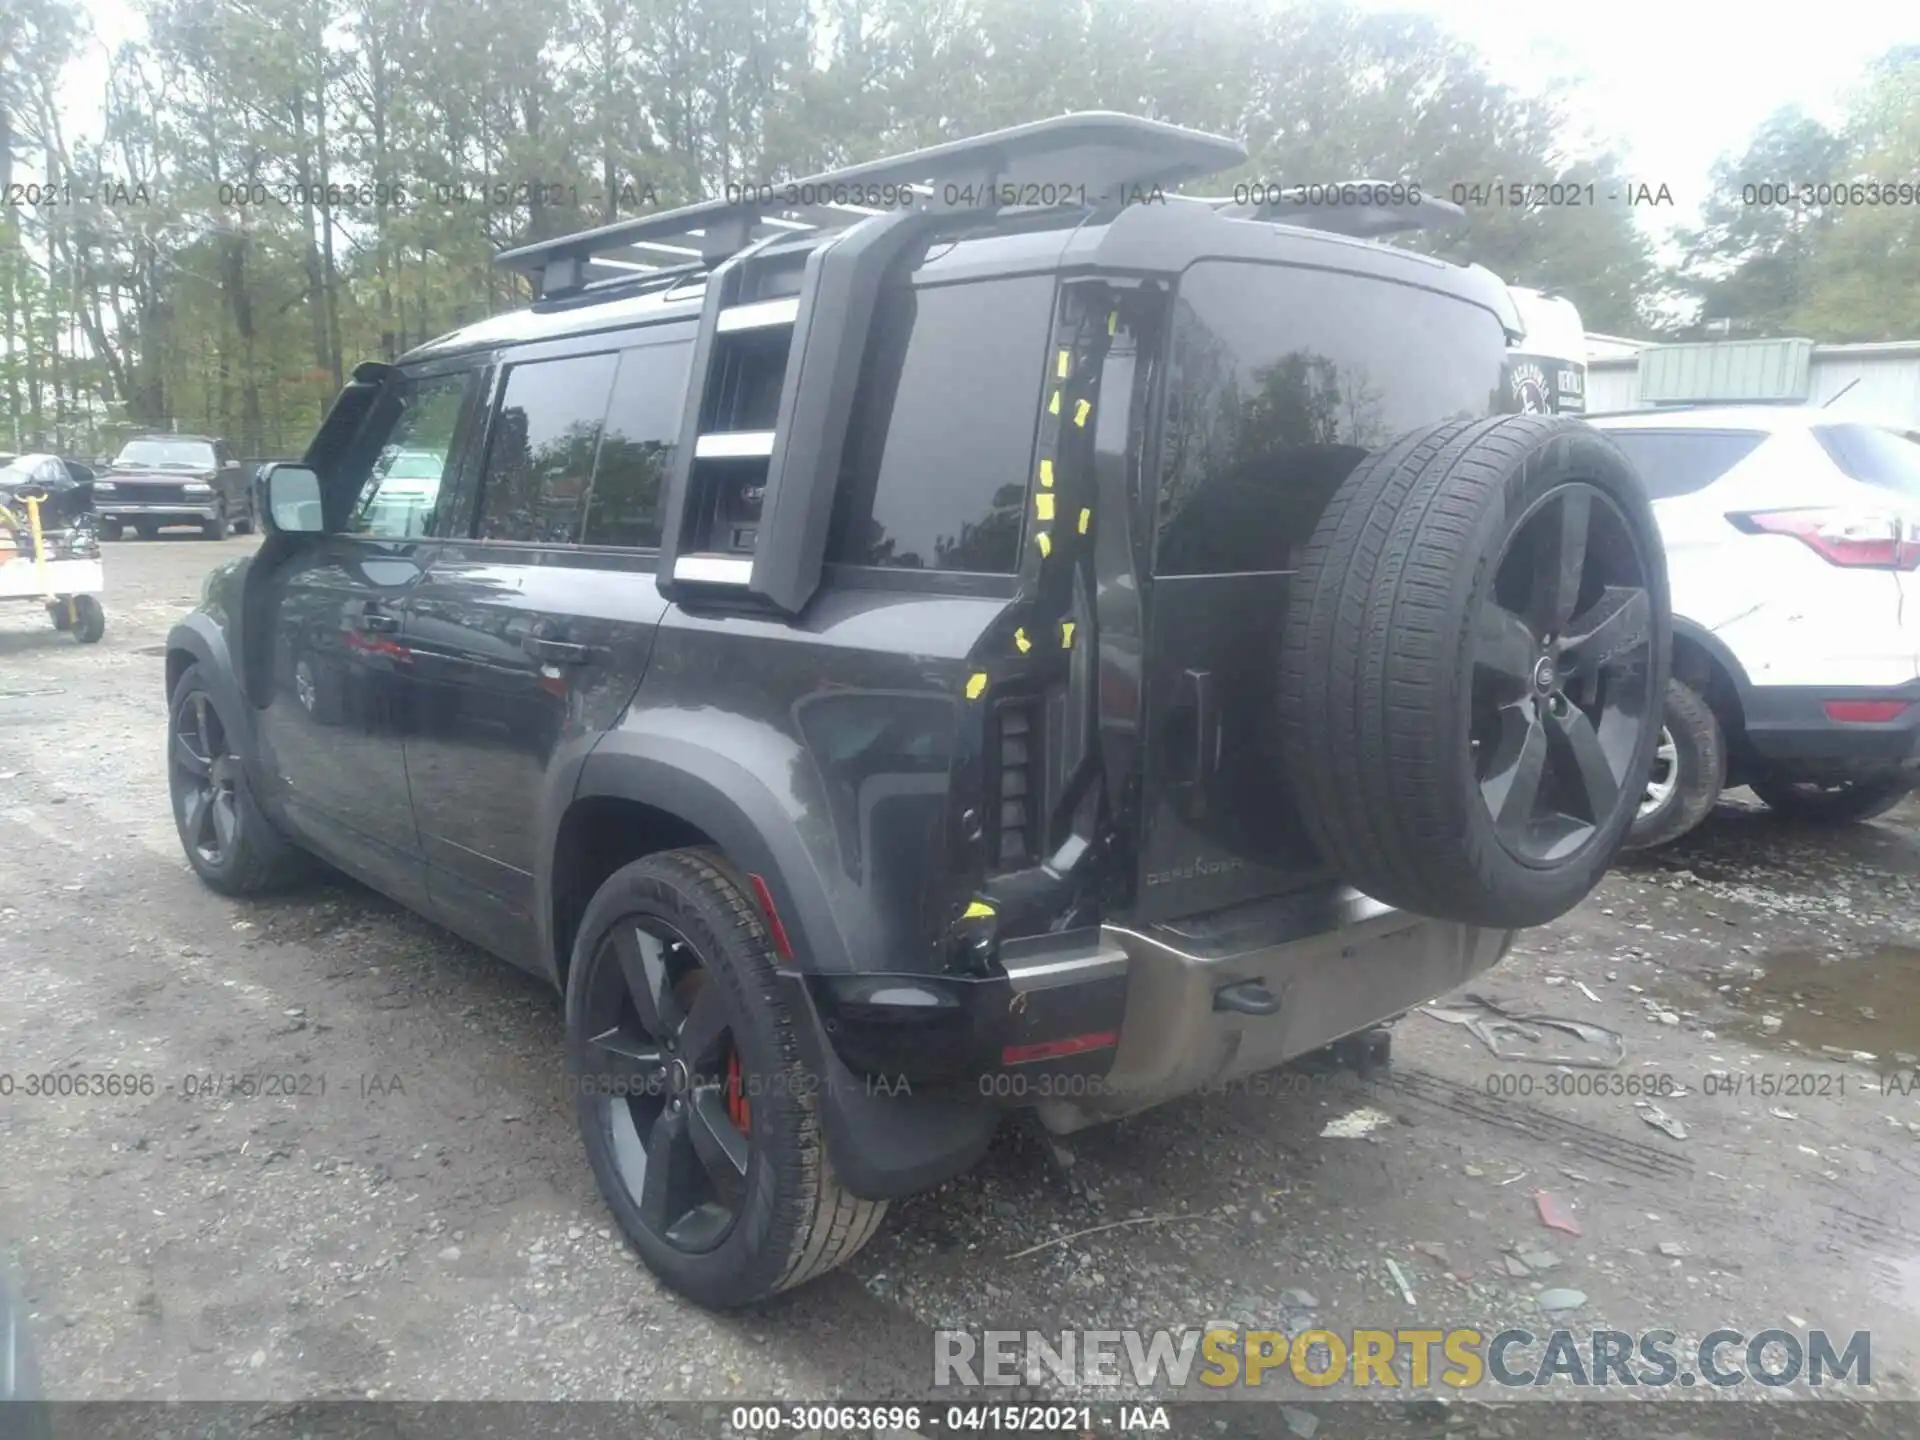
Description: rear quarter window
1813,424,1920,497
1595,429,1767,501
828,275,1053,574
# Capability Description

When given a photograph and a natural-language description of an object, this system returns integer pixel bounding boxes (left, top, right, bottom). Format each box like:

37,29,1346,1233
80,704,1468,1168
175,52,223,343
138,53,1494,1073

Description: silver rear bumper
1027,892,1512,1133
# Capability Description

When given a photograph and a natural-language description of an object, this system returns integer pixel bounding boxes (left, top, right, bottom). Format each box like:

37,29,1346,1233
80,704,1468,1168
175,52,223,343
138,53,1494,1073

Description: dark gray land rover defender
164,114,1671,1309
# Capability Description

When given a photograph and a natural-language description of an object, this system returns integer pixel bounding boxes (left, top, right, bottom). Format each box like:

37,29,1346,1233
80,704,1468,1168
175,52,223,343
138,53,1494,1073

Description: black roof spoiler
495,112,1248,299
1173,186,1466,238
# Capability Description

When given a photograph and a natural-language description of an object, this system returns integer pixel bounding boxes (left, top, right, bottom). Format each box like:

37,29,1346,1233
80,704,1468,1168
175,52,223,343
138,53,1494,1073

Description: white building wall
1578,343,1920,426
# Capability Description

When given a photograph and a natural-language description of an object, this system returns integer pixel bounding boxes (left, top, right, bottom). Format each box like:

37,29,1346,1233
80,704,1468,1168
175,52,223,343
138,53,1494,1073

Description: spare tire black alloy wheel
1471,482,1658,866
1279,415,1670,929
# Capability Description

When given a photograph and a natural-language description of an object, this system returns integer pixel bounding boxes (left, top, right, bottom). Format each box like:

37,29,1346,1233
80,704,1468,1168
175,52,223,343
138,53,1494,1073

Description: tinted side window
829,276,1053,573
581,340,691,548
1155,262,1511,575
348,371,476,538
477,353,620,543
1814,424,1920,497
1598,429,1767,500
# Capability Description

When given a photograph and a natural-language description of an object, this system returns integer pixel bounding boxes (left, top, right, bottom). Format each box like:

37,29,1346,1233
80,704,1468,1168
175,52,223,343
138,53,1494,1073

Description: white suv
1586,406,1920,847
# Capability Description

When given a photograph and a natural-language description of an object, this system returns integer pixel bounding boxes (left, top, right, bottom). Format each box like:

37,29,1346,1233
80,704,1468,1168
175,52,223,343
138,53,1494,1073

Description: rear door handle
524,636,591,665
358,611,400,634
1186,668,1217,785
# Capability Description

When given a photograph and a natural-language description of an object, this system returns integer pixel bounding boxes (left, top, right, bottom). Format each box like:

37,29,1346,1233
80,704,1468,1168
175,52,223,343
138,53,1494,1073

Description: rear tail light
1730,507,1920,569
1825,700,1910,723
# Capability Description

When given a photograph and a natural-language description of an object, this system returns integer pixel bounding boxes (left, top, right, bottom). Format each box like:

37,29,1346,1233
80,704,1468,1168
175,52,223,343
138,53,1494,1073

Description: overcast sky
60,0,1920,239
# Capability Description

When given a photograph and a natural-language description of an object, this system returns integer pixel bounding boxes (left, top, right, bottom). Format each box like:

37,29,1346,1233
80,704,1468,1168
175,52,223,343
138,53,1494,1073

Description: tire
566,848,885,1309
1622,679,1725,850
46,599,73,632
167,663,308,894
71,595,105,645
202,503,230,541
98,519,124,542
1751,769,1915,824
135,520,159,541
1278,415,1671,929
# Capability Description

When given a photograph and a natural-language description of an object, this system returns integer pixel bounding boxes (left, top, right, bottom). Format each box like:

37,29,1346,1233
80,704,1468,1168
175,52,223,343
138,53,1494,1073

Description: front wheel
566,848,886,1309
1751,769,1915,825
1623,679,1725,850
201,504,230,541
167,664,307,894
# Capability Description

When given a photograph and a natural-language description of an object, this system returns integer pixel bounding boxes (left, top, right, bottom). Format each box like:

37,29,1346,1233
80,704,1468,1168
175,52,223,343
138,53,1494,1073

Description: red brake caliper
725,1049,751,1134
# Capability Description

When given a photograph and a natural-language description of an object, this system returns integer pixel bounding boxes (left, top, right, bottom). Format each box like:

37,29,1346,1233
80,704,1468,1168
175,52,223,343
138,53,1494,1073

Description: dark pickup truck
92,434,254,540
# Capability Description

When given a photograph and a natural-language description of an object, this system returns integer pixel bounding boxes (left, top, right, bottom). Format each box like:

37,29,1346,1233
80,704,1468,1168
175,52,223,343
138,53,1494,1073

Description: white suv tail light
1729,507,1920,570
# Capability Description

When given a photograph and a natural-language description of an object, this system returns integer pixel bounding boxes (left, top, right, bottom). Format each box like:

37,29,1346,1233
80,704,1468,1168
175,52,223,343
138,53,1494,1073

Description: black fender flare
554,729,855,979
166,615,258,760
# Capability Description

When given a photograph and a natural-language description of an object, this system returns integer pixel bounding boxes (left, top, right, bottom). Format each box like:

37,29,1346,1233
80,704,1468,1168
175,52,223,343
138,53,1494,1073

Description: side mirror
259,463,324,535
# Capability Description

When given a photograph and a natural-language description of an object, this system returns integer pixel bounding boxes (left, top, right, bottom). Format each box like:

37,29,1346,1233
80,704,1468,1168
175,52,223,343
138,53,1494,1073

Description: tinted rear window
1813,424,1920,497
1595,429,1767,500
828,276,1053,574
1154,262,1511,575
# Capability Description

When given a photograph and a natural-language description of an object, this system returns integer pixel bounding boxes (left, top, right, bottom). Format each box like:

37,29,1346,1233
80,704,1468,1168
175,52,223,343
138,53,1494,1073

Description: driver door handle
357,611,400,634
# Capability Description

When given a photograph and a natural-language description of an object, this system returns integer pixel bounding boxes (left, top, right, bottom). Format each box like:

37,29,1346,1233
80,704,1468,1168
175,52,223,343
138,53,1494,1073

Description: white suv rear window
1598,429,1767,500
1813,424,1920,497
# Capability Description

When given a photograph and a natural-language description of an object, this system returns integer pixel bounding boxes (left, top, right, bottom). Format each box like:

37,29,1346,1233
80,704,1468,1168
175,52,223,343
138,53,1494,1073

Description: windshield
1813,424,1920,497
115,439,217,469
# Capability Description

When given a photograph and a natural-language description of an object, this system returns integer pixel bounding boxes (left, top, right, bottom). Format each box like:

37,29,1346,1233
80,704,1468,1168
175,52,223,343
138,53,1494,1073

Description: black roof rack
496,112,1247,298
1172,186,1465,238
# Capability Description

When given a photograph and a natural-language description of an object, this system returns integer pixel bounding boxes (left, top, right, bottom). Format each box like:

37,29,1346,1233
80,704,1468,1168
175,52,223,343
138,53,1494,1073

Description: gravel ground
4,535,1920,1429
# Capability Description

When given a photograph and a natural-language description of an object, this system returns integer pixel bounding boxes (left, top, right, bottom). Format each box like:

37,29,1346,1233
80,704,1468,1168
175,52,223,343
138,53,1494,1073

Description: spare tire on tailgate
1278,415,1670,929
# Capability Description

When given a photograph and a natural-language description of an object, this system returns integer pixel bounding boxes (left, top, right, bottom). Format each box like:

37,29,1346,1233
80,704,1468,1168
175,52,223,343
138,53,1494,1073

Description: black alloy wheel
1471,482,1659,867
577,915,753,1254
171,688,243,869
566,850,886,1308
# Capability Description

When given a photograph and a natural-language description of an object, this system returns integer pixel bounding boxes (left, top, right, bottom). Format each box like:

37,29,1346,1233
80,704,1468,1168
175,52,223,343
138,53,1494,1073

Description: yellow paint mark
1074,398,1092,428
1034,492,1055,521
1061,621,1076,649
1108,310,1118,335
1056,349,1072,379
965,672,988,700
1036,531,1052,558
1048,390,1061,416
963,900,996,920
1038,458,1054,488
1014,627,1032,654
1078,507,1091,534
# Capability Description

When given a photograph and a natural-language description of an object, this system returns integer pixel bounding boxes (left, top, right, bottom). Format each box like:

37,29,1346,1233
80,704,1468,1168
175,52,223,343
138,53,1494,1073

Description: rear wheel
1279,415,1670,928
1751,770,1914,824
98,519,124,542
167,664,307,894
1623,679,1725,850
566,848,885,1309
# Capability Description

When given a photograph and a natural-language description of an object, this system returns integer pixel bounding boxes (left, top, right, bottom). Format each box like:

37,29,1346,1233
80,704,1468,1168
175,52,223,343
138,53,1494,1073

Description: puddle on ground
1711,944,1920,1058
